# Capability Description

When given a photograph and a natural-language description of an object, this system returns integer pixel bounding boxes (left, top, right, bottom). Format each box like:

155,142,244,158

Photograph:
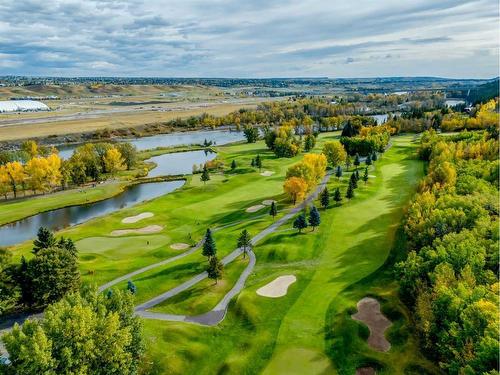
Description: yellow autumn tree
25,157,49,193
4,161,25,198
322,141,347,167
46,153,62,190
286,162,316,190
303,153,327,182
283,177,308,204
103,148,125,176
0,165,10,198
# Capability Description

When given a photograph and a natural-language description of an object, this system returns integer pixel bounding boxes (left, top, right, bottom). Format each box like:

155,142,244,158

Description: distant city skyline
0,0,498,78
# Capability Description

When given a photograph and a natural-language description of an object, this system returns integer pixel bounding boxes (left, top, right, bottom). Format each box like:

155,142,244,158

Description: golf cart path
136,171,332,325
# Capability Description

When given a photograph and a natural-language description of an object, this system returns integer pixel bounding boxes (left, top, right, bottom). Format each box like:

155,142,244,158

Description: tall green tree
363,167,369,184
231,160,237,171
269,201,278,219
255,155,262,171
308,206,321,230
320,187,329,209
333,187,342,205
354,154,360,167
202,228,216,259
349,172,358,189
335,165,343,180
200,164,210,184
237,229,252,258
365,154,372,166
243,126,259,143
293,213,308,233
33,227,56,254
127,280,137,294
0,248,20,315
28,246,80,307
3,288,144,375
371,151,378,161
116,143,138,170
207,256,223,284
346,183,354,200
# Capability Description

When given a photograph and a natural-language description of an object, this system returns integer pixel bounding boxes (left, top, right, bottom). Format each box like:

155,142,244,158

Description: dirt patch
170,243,190,250
351,297,392,352
260,170,275,177
356,367,375,375
262,199,276,206
246,204,265,213
111,225,163,236
256,275,296,298
122,212,154,224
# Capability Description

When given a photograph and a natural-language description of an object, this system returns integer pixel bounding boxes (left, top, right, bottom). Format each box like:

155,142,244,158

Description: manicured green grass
151,257,249,316
139,134,429,375
10,133,341,286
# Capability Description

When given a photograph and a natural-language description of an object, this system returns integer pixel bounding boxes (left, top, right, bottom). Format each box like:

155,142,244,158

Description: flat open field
5,132,437,373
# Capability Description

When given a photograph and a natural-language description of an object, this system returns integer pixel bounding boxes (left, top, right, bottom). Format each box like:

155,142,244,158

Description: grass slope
140,134,428,374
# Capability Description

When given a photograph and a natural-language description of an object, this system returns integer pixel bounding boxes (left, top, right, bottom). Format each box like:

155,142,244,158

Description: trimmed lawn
139,134,431,375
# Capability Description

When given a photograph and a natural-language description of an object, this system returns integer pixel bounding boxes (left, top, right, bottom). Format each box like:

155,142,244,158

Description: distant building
0,100,49,113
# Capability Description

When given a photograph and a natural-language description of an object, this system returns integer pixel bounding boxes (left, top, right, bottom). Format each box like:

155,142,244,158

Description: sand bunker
257,275,296,298
262,200,276,206
122,212,154,224
369,175,376,178
111,225,163,236
351,297,392,352
170,243,190,250
356,368,375,375
260,171,275,177
246,204,265,213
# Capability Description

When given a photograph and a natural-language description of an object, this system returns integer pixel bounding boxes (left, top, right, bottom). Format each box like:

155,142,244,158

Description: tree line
396,129,499,374
0,140,137,199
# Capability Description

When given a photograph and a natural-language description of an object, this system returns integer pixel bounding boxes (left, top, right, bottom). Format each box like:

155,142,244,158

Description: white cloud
0,0,497,77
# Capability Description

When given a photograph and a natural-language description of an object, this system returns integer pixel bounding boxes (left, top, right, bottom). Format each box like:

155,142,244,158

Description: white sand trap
122,212,154,224
369,175,376,178
170,243,190,250
262,199,276,206
351,297,392,352
111,225,163,236
257,275,296,298
246,204,265,213
260,171,275,177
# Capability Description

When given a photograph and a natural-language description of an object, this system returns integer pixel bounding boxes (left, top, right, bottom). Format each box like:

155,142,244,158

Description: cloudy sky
0,0,498,78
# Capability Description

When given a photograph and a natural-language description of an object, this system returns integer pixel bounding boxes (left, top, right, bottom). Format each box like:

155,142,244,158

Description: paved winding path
136,171,332,325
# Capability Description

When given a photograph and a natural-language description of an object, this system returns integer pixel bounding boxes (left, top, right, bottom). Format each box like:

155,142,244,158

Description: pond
58,129,244,159
0,180,184,247
146,150,217,177
370,114,388,125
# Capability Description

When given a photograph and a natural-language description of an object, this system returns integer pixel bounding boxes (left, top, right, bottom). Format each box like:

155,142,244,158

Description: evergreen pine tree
269,201,278,219
202,228,216,259
346,183,355,199
293,213,308,233
309,206,321,230
335,165,343,179
363,167,369,184
372,151,378,161
365,154,372,166
237,229,252,258
255,155,262,171
251,158,255,167
231,160,237,170
33,227,56,254
355,169,360,181
127,280,137,294
333,187,342,205
207,256,223,284
354,154,360,167
345,156,352,170
320,187,329,209
200,164,210,184
350,172,358,188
